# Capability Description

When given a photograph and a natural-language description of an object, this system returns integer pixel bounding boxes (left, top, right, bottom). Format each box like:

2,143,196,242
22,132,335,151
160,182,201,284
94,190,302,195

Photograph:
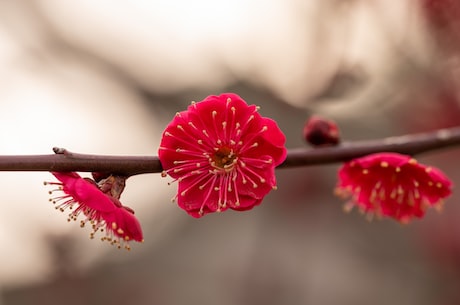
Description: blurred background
0,0,460,304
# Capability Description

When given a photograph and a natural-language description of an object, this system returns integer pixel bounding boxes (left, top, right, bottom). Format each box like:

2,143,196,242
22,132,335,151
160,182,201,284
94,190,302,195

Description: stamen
199,175,218,215
188,121,198,130
177,170,214,195
236,166,259,189
159,131,207,154
238,161,268,185
173,147,209,158
164,158,208,177
231,170,241,207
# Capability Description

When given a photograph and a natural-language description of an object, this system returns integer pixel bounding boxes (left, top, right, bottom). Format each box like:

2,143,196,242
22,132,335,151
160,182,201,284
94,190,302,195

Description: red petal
102,207,144,242
52,172,117,213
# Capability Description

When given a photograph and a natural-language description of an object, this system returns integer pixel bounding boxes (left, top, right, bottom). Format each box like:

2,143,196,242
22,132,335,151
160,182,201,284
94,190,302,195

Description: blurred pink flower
159,93,287,217
335,153,452,223
421,0,460,51
46,172,143,250
421,0,460,28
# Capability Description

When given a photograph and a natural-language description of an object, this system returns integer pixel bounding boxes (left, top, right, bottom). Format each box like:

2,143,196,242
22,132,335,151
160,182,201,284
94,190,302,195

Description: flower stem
0,126,459,176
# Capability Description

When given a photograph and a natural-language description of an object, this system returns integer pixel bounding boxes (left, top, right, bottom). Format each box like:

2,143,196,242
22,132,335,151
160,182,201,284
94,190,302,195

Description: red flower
335,153,452,223
159,93,287,217
45,172,143,250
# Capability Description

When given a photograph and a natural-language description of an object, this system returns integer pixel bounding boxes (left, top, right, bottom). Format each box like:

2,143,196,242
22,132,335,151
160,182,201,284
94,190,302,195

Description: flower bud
303,115,340,146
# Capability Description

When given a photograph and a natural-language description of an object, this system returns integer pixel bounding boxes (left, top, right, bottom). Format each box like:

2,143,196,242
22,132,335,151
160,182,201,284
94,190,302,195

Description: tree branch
280,126,460,168
0,126,458,176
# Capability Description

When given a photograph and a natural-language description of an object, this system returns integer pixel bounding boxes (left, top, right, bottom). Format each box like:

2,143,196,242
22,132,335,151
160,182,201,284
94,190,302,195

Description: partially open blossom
335,153,452,223
45,172,143,250
303,115,340,146
159,93,287,217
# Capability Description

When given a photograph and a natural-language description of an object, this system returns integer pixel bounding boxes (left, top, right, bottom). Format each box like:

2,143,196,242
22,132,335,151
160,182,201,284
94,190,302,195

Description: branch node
53,147,71,156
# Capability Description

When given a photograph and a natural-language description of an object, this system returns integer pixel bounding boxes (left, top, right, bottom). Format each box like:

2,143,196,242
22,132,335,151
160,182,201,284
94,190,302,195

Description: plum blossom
45,172,143,250
159,93,287,217
335,152,452,223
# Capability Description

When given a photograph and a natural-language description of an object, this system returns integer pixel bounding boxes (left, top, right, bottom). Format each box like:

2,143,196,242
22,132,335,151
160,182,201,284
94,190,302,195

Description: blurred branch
0,126,459,176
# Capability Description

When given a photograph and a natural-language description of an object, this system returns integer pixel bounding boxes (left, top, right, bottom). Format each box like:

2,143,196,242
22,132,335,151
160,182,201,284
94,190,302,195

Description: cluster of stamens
96,221,133,250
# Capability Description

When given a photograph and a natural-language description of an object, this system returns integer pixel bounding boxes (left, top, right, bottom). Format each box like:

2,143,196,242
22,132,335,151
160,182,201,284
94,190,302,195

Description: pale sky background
0,0,446,291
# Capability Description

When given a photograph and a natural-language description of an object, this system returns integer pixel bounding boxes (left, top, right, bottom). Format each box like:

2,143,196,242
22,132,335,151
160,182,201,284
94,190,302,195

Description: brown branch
280,126,460,168
0,126,458,176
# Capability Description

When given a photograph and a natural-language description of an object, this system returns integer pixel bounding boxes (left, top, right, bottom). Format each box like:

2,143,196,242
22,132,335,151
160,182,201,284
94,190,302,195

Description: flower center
211,146,237,172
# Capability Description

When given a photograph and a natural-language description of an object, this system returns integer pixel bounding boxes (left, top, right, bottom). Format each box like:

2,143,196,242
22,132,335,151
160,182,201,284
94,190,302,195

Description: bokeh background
0,0,460,304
